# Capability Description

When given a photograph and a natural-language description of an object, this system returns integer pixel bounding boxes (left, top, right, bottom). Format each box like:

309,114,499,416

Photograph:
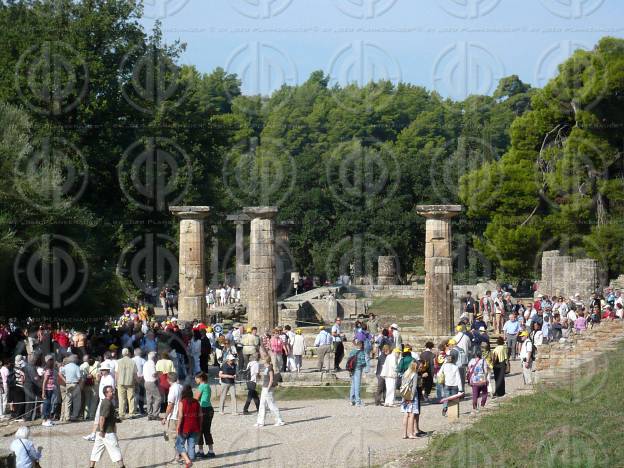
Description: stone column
170,206,211,323
416,205,462,337
276,221,295,298
210,226,219,287
243,206,278,332
226,213,250,287
377,256,398,285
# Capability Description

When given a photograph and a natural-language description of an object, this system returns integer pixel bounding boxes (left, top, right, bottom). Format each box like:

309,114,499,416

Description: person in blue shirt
502,312,521,359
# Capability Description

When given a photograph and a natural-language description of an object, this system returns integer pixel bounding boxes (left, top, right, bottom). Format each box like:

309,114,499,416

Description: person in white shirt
292,329,306,372
380,348,400,407
437,354,463,417
243,353,260,414
284,325,296,372
102,351,117,380
162,372,183,456
143,352,160,420
83,363,115,441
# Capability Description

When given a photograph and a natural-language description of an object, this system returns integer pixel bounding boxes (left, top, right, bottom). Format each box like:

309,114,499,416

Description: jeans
349,367,363,405
374,376,385,405
443,385,459,410
176,355,187,381
244,384,260,412
42,389,55,419
175,433,197,460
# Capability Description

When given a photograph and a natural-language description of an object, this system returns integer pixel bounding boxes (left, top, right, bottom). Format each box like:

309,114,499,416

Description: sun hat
390,323,399,330
478,326,486,331
100,363,111,371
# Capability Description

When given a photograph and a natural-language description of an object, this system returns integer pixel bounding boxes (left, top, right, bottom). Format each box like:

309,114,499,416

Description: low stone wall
534,320,624,383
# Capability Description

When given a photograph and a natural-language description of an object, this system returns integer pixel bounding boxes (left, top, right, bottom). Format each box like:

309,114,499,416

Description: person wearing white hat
219,355,238,415
83,363,115,441
143,352,160,420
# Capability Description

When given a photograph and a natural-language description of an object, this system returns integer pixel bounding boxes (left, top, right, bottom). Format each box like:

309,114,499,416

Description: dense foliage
0,1,621,319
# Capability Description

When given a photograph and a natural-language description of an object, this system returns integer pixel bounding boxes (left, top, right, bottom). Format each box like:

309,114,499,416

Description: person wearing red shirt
175,385,202,467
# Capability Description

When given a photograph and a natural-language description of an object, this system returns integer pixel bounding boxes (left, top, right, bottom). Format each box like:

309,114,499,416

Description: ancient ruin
377,255,399,285
170,206,211,322
244,206,279,332
226,213,250,287
540,250,599,300
416,205,462,337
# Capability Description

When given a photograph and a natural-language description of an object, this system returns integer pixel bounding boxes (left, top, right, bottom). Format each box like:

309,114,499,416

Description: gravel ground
0,360,529,467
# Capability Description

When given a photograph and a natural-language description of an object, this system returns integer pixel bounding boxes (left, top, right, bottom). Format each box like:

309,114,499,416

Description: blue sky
143,0,624,99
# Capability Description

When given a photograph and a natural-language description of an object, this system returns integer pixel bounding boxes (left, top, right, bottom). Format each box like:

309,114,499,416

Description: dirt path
0,361,530,467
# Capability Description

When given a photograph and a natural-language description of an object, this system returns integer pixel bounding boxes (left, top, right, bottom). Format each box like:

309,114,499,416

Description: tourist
467,348,489,412
81,355,100,420
89,385,126,468
194,372,215,459
83,362,115,441
480,291,494,329
464,291,476,322
60,354,83,422
162,372,182,461
255,356,284,427
269,329,285,371
417,342,434,402
519,331,536,385
390,324,402,349
132,348,146,416
40,355,57,427
292,329,306,372
437,354,463,417
116,348,137,419
332,318,345,371
448,338,468,385
503,312,520,360
380,347,400,407
243,353,260,414
143,351,161,420
11,426,42,468
491,337,507,396
575,311,588,332
400,361,426,438
175,385,202,467
375,345,390,406
347,339,366,407
241,327,260,372
189,330,203,376
397,346,414,388
218,355,238,415
313,326,332,372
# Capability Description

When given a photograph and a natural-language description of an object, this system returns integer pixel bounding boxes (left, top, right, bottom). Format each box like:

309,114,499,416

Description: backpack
453,346,468,367
346,351,361,374
399,368,417,400
469,358,487,385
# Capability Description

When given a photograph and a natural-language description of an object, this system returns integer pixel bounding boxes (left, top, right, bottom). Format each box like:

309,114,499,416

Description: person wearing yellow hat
314,325,332,372
292,328,306,372
380,346,400,406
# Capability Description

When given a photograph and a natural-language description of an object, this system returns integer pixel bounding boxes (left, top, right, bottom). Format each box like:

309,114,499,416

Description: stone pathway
0,361,530,467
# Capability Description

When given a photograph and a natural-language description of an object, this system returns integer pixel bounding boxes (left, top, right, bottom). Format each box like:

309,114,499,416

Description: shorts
90,432,123,463
400,399,420,414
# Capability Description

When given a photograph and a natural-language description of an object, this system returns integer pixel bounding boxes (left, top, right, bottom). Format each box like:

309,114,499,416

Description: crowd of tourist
3,284,621,466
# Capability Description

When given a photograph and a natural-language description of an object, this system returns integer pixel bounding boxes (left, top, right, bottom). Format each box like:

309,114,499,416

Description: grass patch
414,341,624,467
368,297,423,326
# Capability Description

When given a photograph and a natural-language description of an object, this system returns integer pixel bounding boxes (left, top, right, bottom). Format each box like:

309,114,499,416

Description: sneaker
42,420,54,427
207,452,216,458
274,421,285,426
83,433,95,441
253,422,264,428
